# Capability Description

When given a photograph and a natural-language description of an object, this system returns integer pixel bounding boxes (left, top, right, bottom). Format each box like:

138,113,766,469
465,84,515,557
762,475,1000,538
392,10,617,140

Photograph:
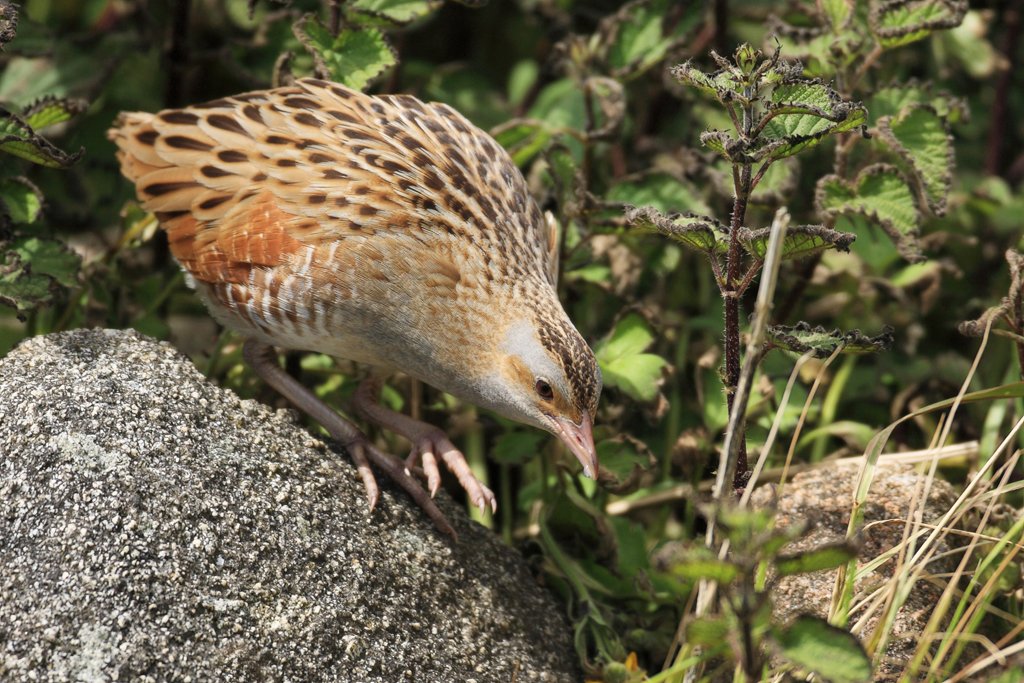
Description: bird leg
242,340,456,539
353,376,497,514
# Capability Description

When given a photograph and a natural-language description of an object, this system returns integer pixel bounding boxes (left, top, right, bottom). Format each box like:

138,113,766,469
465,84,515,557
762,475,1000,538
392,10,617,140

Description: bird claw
407,430,496,514
343,435,457,539
344,439,380,511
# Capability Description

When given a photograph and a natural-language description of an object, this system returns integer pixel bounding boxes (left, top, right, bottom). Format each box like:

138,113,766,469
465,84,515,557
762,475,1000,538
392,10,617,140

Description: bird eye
535,378,554,401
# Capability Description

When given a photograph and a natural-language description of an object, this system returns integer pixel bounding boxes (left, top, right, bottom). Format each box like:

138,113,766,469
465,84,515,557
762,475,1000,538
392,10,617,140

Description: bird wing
108,79,556,292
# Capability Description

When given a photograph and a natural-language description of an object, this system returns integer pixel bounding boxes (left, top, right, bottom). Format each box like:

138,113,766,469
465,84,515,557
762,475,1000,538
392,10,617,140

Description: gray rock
749,463,960,681
0,329,579,682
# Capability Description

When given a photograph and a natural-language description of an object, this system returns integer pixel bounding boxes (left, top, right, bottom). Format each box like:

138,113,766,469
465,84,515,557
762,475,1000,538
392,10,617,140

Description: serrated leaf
775,542,859,576
595,313,667,402
21,96,87,131
0,107,83,168
294,16,396,91
12,236,80,287
603,0,694,79
0,267,54,314
492,119,553,166
606,174,710,216
870,0,967,48
877,105,953,215
816,164,921,259
603,353,667,402
0,177,41,223
819,0,853,31
350,0,440,25
669,62,718,96
596,314,655,363
699,129,737,160
759,81,867,161
773,615,872,683
626,205,725,255
767,323,894,358
941,10,1004,78
0,236,79,315
868,82,966,124
741,225,855,261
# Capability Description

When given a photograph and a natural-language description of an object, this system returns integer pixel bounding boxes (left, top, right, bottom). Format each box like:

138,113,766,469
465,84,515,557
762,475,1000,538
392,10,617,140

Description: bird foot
404,428,496,514
340,433,458,539
241,340,456,539
353,377,496,514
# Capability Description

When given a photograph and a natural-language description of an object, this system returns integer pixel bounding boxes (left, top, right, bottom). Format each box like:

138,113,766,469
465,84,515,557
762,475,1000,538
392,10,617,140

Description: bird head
490,314,603,478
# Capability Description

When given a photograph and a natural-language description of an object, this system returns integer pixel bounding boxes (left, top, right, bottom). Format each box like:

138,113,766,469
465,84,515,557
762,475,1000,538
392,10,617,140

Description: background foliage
1,0,1022,680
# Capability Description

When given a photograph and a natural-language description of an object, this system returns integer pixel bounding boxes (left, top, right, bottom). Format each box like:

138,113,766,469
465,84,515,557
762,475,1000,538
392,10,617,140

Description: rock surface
749,463,960,681
0,329,579,682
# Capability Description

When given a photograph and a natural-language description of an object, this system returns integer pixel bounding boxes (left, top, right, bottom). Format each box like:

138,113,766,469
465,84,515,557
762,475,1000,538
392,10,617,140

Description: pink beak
550,413,598,479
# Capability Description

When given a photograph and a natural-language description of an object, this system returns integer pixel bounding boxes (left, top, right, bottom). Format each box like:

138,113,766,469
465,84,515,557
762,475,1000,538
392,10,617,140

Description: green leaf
876,105,953,215
595,434,656,491
741,225,855,261
759,81,867,161
0,236,80,315
816,164,921,260
819,0,854,31
0,177,42,224
685,616,730,647
699,129,738,160
867,82,966,124
0,107,83,168
11,236,80,287
773,615,872,683
606,174,710,216
595,313,667,402
492,119,553,166
939,10,1004,78
775,542,859,576
626,205,726,255
668,546,739,583
750,156,799,204
294,16,396,91
349,0,441,25
870,0,967,48
604,353,667,402
670,61,742,100
597,313,655,364
767,323,894,359
21,96,88,131
0,266,54,315
538,146,579,222
507,60,539,108
527,78,587,131
491,431,546,466
603,0,694,79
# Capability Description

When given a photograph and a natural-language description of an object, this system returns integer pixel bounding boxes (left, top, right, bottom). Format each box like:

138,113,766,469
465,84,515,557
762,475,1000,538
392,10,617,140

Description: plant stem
716,209,789,500
986,0,1022,177
328,0,343,34
724,154,752,486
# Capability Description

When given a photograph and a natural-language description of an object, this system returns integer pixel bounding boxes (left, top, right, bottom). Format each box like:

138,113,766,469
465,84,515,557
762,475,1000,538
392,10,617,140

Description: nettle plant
629,44,897,486
0,1,83,318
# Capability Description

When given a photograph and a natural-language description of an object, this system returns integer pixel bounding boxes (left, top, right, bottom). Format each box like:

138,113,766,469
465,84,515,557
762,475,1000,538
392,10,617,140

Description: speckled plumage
108,78,601,527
